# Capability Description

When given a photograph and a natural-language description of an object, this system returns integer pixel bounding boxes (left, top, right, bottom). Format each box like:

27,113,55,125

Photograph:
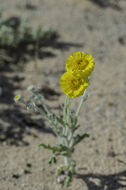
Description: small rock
12,174,20,179
26,163,32,168
24,169,31,174
57,175,65,184
118,36,126,45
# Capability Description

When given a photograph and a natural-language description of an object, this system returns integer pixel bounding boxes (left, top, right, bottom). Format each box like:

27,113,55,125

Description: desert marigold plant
15,51,95,187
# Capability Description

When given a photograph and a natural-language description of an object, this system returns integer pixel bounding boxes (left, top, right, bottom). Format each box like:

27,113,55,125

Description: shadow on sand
77,170,126,190
89,0,121,10
0,106,55,146
0,16,83,145
0,16,83,64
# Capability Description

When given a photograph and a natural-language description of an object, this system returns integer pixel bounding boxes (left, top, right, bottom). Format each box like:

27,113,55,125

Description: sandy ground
0,0,126,189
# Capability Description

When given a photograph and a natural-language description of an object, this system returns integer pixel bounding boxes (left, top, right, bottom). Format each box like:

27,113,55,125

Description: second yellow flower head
65,52,95,78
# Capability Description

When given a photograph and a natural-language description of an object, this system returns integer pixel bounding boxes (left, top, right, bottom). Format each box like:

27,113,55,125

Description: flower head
14,95,21,103
60,72,88,98
65,52,95,77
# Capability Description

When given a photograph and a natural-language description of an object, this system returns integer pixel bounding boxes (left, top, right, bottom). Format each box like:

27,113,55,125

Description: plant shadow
0,16,83,65
0,15,82,104
0,73,24,104
0,15,82,145
0,65,60,145
0,106,55,146
89,0,121,10
77,170,126,190
25,3,37,10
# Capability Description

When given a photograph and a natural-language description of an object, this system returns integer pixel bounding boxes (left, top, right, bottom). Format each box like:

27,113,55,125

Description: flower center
70,78,80,89
74,58,88,70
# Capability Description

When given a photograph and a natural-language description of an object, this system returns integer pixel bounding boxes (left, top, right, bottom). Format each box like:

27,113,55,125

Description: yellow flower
14,95,21,102
60,72,88,98
65,52,95,77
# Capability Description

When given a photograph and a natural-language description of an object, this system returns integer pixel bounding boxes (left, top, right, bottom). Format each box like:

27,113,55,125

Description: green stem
64,156,69,165
63,96,70,140
62,96,72,165
63,96,70,122
76,90,88,118
35,39,39,72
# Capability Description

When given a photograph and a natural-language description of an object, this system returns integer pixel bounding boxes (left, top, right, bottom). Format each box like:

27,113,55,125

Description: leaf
39,143,57,151
64,176,71,187
39,143,72,156
73,133,90,146
70,112,77,126
72,125,80,133
48,155,57,164
55,115,65,126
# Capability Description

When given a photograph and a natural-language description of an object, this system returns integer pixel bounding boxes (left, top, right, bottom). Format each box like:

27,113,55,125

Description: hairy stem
76,90,88,118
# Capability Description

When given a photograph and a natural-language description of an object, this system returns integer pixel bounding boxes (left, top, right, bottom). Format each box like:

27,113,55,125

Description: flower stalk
76,89,88,118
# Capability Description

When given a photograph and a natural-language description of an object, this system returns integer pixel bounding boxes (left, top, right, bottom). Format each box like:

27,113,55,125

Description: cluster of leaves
39,144,73,158
15,86,89,186
0,8,57,49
